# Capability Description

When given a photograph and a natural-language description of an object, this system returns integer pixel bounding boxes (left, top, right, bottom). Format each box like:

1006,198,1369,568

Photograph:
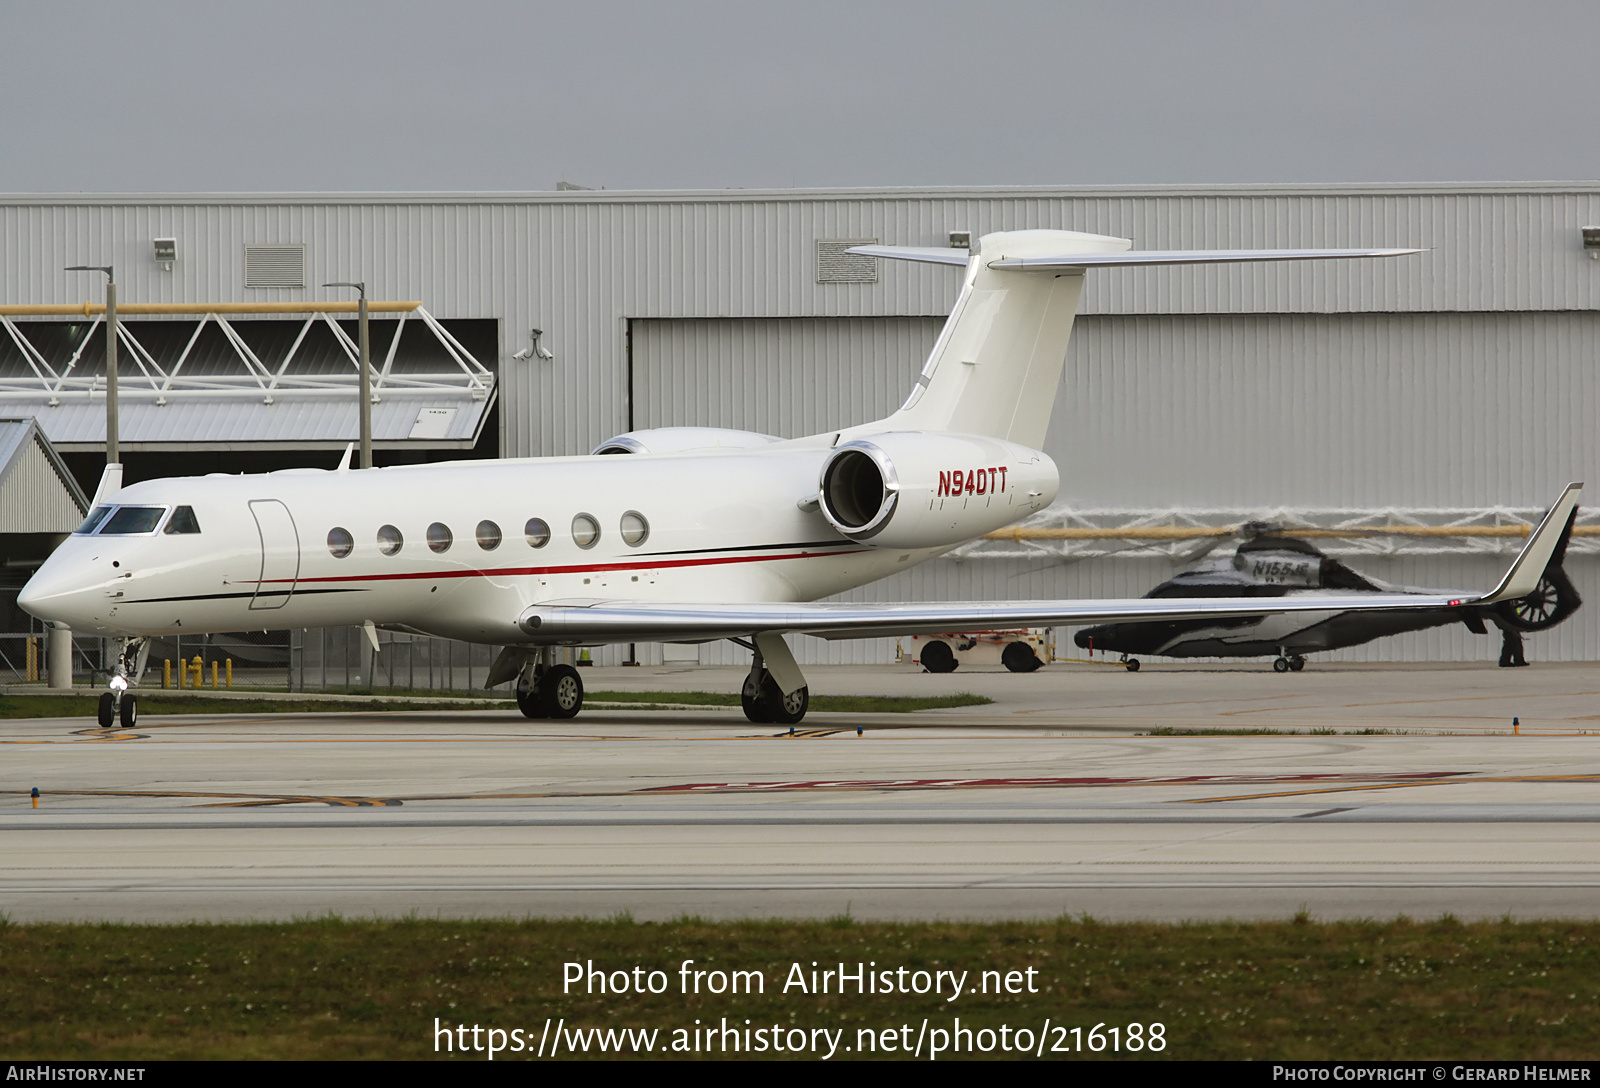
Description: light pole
65,265,117,464
324,280,372,469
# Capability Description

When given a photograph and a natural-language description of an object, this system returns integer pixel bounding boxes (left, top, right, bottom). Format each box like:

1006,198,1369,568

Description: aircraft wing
518,484,1581,644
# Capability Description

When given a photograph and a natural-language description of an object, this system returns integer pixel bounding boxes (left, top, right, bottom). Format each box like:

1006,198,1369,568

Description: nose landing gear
97,638,147,728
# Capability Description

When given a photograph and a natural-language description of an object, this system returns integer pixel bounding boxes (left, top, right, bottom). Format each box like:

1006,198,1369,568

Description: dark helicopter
1073,511,1581,672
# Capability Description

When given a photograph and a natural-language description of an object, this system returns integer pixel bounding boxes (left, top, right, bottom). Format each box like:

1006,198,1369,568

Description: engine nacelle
591,427,783,456
818,431,1058,549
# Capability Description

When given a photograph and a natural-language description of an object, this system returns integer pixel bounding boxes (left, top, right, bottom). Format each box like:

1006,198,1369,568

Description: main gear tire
540,664,584,719
119,694,139,729
762,677,809,726
741,673,773,724
97,692,116,728
516,683,547,719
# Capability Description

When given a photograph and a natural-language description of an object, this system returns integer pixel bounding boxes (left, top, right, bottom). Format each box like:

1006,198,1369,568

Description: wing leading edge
517,484,1582,644
846,244,1425,271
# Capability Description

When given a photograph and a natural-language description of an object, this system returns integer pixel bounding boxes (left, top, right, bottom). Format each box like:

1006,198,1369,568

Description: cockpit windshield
75,506,115,535
75,505,170,536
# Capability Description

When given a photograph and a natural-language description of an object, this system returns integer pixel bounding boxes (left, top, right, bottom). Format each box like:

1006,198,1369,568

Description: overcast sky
4,0,1597,194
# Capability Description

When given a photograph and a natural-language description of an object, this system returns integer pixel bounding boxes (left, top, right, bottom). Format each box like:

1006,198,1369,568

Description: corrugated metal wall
633,310,1600,509
632,317,932,438
0,436,84,532
7,183,1600,460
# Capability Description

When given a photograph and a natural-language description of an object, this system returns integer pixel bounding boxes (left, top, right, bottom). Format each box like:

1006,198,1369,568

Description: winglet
1473,483,1584,605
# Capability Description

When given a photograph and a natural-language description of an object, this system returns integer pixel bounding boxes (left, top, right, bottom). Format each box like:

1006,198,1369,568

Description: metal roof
16,391,493,452
0,417,88,532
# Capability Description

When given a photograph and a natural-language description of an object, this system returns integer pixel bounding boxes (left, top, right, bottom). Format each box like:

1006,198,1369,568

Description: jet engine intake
817,432,1057,549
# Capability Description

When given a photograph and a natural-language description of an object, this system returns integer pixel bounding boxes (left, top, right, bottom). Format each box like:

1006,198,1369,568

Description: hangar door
631,317,942,437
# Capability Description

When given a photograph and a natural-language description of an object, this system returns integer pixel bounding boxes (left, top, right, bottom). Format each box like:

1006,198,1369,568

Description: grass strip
0,915,1595,1060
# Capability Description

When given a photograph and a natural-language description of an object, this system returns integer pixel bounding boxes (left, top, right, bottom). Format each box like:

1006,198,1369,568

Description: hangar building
2,183,1596,676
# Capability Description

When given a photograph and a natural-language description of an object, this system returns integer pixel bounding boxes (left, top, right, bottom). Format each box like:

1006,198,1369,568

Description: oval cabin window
572,513,600,549
620,511,649,547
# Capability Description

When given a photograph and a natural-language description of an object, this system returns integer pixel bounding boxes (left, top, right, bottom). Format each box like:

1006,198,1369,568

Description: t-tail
850,231,1422,449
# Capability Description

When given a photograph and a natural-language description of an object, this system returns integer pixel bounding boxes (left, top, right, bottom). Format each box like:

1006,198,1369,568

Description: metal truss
0,305,491,405
961,504,1600,563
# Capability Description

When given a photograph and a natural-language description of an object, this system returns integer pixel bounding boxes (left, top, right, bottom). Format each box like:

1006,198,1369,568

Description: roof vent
816,239,878,284
245,244,306,288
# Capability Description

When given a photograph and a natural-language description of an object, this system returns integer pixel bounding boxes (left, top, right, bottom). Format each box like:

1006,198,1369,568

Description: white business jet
18,230,1581,729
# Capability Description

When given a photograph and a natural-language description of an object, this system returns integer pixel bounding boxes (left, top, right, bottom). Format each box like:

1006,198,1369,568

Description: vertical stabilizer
874,229,1130,448
89,463,123,508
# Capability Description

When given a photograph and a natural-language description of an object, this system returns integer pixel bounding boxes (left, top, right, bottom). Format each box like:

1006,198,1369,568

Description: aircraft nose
18,558,93,626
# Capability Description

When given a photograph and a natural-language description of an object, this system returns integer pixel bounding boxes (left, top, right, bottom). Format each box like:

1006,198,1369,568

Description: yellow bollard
226,659,233,688
211,660,218,689
25,638,37,682
163,659,171,689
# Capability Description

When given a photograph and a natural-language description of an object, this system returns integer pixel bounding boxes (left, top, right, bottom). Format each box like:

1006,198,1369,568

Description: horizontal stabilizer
845,245,971,266
986,248,1423,272
848,244,1423,272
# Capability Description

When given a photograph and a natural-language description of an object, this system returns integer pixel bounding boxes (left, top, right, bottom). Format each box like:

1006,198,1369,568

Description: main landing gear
514,648,584,719
737,634,810,726
500,637,811,726
96,638,146,728
1272,651,1307,673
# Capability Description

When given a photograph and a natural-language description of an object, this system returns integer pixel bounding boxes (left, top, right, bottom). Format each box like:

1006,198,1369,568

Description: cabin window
620,511,649,546
377,524,403,556
427,523,453,553
328,527,354,558
476,520,502,550
525,518,551,548
98,506,168,535
164,506,202,534
572,513,600,549
76,506,115,535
